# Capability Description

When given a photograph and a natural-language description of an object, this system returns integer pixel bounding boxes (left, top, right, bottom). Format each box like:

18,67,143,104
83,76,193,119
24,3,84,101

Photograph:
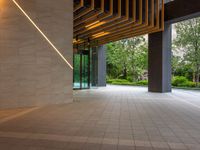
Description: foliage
172,76,196,87
172,76,188,86
107,79,129,84
173,17,200,86
106,17,200,88
136,80,148,86
106,36,147,81
172,62,193,81
107,77,197,88
107,79,148,86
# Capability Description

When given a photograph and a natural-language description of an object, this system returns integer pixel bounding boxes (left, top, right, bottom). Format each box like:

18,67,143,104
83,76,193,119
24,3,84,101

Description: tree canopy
106,36,147,81
173,17,200,86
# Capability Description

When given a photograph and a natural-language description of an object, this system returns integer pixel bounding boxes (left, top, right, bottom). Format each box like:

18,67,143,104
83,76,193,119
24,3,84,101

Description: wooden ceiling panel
73,0,164,47
76,0,130,38
74,0,105,28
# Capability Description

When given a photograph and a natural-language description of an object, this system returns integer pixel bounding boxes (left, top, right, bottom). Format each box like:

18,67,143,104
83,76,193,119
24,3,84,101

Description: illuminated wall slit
12,0,73,70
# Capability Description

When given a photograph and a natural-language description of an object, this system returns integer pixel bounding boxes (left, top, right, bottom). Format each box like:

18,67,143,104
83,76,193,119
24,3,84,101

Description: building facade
0,0,200,109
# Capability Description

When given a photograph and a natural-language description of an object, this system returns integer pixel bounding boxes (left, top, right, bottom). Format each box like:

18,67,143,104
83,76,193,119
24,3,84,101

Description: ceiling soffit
73,0,164,47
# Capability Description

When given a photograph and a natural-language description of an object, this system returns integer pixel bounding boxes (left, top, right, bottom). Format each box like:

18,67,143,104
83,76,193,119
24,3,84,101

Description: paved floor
0,85,200,150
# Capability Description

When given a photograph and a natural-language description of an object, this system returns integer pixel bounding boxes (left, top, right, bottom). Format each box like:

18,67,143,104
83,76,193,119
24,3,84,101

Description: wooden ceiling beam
73,0,164,47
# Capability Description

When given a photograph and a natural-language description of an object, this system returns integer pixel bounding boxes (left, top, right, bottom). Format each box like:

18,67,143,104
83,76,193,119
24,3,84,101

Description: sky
172,24,177,40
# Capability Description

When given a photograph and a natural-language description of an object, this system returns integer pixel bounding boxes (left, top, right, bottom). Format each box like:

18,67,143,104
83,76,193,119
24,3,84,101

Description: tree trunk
196,65,200,87
132,65,136,82
193,71,196,82
197,74,200,87
123,64,127,79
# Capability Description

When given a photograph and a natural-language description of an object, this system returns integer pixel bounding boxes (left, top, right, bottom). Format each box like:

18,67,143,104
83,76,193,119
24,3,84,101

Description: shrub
185,81,196,88
106,79,112,83
112,82,133,85
108,77,197,88
136,80,148,86
107,80,113,84
107,79,148,86
114,79,129,83
172,76,197,88
127,76,133,82
172,76,188,86
107,79,130,84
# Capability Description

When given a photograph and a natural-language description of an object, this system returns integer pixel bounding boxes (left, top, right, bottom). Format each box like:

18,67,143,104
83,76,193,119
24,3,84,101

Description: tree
106,36,147,81
123,38,147,81
174,17,200,86
106,41,129,79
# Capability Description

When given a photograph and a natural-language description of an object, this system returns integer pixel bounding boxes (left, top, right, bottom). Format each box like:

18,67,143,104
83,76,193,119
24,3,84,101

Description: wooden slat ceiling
73,0,164,47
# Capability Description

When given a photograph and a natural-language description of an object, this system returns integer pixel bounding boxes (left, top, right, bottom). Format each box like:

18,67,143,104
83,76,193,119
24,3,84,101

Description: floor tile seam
0,131,197,149
153,99,197,149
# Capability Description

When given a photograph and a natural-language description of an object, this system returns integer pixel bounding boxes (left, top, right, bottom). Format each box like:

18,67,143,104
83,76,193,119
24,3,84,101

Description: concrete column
148,23,172,92
97,45,107,87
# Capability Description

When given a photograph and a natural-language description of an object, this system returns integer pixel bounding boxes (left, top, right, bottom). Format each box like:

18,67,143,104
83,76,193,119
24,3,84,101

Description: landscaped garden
106,17,200,89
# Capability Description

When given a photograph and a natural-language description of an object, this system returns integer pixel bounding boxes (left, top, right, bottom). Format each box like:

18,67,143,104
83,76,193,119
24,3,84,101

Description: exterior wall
0,0,73,109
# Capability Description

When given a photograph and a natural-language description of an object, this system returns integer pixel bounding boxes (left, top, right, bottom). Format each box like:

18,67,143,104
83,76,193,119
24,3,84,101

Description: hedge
107,76,198,88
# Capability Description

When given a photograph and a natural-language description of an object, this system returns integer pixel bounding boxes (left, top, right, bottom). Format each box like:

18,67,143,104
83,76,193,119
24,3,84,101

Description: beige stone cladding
0,0,73,109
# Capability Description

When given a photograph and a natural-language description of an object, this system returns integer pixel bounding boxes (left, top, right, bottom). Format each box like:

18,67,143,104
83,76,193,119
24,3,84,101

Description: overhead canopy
73,0,164,47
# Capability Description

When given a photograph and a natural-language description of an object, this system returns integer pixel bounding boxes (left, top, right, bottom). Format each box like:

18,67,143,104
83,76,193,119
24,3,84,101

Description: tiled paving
0,85,200,150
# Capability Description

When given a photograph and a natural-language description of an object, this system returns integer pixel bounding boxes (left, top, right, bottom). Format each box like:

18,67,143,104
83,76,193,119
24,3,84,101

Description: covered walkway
0,85,200,150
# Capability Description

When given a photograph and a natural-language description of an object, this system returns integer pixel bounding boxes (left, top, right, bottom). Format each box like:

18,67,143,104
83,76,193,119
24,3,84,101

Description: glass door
81,53,89,88
73,49,90,89
73,54,81,89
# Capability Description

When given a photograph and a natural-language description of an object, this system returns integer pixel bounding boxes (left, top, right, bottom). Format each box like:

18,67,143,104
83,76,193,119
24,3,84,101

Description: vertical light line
12,0,73,70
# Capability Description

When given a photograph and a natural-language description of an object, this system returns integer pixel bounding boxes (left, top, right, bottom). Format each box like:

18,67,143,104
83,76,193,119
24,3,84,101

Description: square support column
148,23,172,92
97,45,107,87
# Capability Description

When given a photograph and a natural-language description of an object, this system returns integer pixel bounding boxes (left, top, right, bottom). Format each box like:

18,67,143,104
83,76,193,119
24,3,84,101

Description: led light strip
12,0,73,70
